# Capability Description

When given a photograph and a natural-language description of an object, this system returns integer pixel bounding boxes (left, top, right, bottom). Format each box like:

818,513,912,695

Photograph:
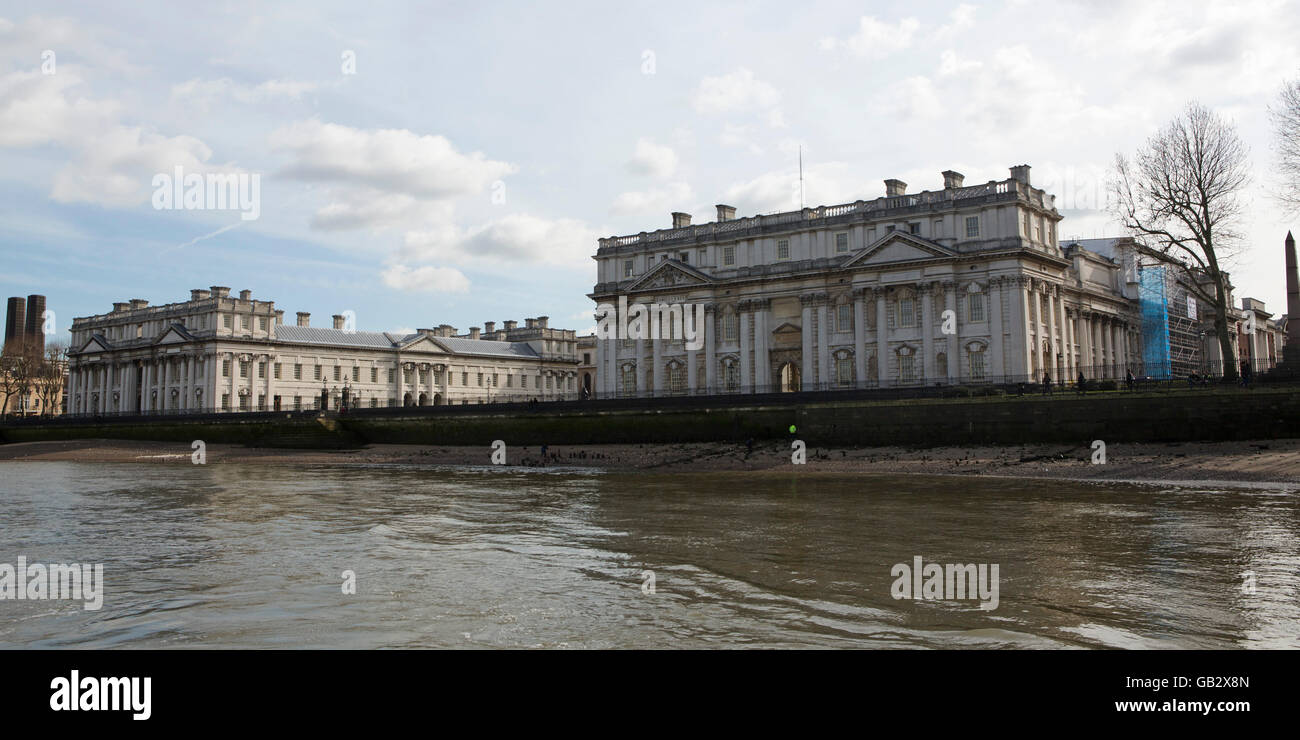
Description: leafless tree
1272,74,1300,213
1111,101,1251,381
37,342,68,415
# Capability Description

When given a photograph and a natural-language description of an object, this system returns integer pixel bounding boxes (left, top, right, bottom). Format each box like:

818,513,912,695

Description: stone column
920,282,935,383
651,321,663,396
816,299,829,388
1057,290,1070,381
1046,286,1059,383
739,302,751,394
1080,313,1092,377
853,288,867,388
1102,319,1114,378
1009,277,1029,380
686,344,697,396
989,278,1004,378
944,282,958,381
635,336,646,396
751,299,769,392
704,305,717,394
876,288,889,387
800,295,814,391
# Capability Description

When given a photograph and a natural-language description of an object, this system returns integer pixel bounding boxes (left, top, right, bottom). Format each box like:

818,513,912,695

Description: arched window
835,354,853,387
667,361,686,393
968,347,986,380
897,346,917,383
723,358,739,391
620,364,636,394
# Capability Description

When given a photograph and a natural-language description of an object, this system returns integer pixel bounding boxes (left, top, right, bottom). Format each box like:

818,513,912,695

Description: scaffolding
1139,264,1172,378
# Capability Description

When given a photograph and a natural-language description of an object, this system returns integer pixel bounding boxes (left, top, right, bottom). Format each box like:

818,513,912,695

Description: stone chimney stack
884,179,907,197
239,289,252,301
469,327,480,340
129,299,149,310
504,320,517,331
942,170,965,189
1010,164,1031,185
210,286,230,298
672,212,692,229
537,315,549,329
483,321,495,333
525,318,537,329
716,204,736,222
297,312,310,327
332,314,345,330
112,302,130,313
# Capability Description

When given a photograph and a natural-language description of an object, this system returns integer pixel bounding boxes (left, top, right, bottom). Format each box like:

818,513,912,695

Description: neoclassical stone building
66,287,580,414
590,166,1139,397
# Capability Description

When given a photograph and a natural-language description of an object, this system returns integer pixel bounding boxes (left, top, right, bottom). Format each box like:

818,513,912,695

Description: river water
1,462,1297,649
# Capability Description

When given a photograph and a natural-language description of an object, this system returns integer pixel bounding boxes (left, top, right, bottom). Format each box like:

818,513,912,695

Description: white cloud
400,212,601,268
610,181,694,217
271,120,516,200
692,68,781,115
876,76,944,120
171,77,320,110
626,136,678,179
819,16,920,58
380,264,470,294
0,69,119,148
723,162,861,215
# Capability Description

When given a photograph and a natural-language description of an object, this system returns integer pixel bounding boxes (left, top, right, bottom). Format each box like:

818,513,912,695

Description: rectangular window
257,362,266,379
477,373,484,387
314,365,322,380
909,222,920,234
623,260,633,278
273,363,281,379
369,398,378,408
837,304,852,333
969,293,985,323
223,359,231,377
239,361,249,378
257,394,265,411
900,354,916,383
241,315,249,330
679,252,688,263
966,216,979,238
698,249,706,263
969,350,986,380
293,396,302,410
724,315,737,342
462,372,468,385
294,364,302,380
352,367,360,382
521,375,527,388
507,375,513,388
492,373,498,387
835,232,849,253
388,368,395,383
837,357,852,386
259,317,268,331
899,298,916,328
222,393,230,410
334,366,341,381
723,246,736,265
776,239,790,260
371,367,378,383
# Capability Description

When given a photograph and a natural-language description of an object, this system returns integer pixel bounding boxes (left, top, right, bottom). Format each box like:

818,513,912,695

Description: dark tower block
1285,232,1300,367
24,294,47,352
4,297,25,352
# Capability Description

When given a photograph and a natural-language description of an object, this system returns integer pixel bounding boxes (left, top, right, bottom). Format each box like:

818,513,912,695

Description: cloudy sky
2,0,1298,343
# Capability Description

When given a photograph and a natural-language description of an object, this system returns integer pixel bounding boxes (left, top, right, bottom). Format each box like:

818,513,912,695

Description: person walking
1125,368,1135,391
1041,371,1052,395
1077,371,1086,395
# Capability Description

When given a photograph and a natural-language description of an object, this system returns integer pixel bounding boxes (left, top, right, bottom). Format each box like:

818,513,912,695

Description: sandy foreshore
1,437,1298,485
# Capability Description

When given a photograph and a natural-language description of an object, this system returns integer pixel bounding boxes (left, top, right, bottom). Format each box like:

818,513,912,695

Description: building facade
67,287,580,415
591,165,1140,397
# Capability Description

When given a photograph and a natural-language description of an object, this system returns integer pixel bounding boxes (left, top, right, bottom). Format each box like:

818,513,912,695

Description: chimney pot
469,326,481,340
484,321,495,333
1010,164,1031,185
332,314,345,330
296,312,310,327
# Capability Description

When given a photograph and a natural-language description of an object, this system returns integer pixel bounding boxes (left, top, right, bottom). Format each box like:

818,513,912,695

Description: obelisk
1285,231,1300,367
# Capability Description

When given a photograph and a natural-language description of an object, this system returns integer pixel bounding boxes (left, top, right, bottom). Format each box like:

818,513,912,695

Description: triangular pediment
626,260,712,292
843,232,956,268
75,335,113,354
155,325,193,345
399,336,447,353
771,322,802,336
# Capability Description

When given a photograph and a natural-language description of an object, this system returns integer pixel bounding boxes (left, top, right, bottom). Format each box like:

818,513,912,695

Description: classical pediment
155,325,194,345
399,336,448,353
75,335,113,355
842,232,956,268
626,260,713,292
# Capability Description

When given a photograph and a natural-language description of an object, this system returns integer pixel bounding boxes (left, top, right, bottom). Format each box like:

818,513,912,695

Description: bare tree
1272,74,1300,213
1111,101,1251,381
37,342,68,415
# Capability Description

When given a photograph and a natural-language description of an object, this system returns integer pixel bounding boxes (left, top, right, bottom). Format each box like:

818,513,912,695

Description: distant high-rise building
25,294,47,351
4,296,25,351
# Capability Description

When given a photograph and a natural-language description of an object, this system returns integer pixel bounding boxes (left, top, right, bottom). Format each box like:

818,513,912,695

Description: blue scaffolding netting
1139,265,1172,378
